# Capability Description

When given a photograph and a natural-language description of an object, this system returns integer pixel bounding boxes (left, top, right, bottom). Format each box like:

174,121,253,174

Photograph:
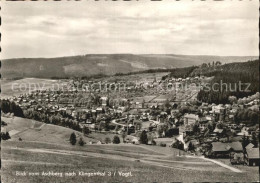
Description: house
101,96,108,106
237,127,250,137
211,142,231,158
153,138,174,146
131,138,139,145
228,142,243,152
176,133,189,150
72,110,77,118
96,107,103,113
184,113,199,125
245,148,259,166
211,142,243,158
249,105,259,111
245,143,254,150
96,141,102,145
230,108,238,114
189,139,200,147
225,104,232,110
213,128,224,135
212,105,226,114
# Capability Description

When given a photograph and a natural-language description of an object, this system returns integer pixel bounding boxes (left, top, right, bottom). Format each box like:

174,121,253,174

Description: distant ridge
2,54,257,79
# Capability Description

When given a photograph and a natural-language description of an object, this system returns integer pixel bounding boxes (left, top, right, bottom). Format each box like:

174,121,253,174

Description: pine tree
70,132,77,145
113,135,120,144
140,130,148,144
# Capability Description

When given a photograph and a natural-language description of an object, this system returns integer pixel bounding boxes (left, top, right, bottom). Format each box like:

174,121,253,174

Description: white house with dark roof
245,148,259,166
184,113,199,125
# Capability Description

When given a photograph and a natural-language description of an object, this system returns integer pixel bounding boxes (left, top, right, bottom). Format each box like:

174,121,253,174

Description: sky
1,0,259,59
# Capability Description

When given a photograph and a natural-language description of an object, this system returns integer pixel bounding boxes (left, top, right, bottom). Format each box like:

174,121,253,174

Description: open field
1,117,259,182
2,140,259,183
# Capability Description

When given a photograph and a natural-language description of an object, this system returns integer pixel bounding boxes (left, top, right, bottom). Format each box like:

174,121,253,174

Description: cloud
0,0,258,59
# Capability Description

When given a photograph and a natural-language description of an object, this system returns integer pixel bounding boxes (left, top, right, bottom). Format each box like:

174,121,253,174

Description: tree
121,132,127,143
201,63,208,68
225,129,233,142
251,132,258,148
192,123,200,134
216,122,224,129
113,135,120,144
1,132,11,140
188,142,195,152
164,99,171,109
242,134,249,149
142,99,145,108
5,132,11,140
83,126,91,136
70,132,77,145
215,61,222,66
228,96,237,104
78,137,85,146
139,130,148,144
207,121,215,132
104,137,111,144
172,140,184,150
157,124,168,138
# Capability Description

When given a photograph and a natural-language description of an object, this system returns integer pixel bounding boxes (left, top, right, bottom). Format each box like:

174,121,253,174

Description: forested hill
1,54,257,79
190,60,259,78
168,60,259,78
196,60,259,104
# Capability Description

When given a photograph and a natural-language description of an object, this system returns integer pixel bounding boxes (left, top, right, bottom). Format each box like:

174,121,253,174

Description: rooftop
247,148,259,159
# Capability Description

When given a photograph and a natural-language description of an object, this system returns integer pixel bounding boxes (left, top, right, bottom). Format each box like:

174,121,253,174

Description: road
185,155,243,173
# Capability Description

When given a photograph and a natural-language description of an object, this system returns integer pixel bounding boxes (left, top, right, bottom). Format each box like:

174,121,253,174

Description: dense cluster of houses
6,76,260,166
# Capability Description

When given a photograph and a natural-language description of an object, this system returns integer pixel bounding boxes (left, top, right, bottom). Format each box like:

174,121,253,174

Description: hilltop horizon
1,53,259,60
1,54,258,79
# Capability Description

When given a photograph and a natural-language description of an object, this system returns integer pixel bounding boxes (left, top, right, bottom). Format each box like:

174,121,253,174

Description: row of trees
69,132,86,146
0,99,24,117
23,110,82,131
0,132,11,141
69,132,121,146
234,109,259,126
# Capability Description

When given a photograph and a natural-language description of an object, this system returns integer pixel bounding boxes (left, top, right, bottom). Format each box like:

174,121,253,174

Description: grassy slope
1,116,259,182
1,116,98,144
2,141,259,183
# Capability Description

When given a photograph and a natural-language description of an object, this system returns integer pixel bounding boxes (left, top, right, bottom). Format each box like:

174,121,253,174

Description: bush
160,143,166,147
1,132,11,140
165,128,179,137
104,137,111,144
113,135,120,144
78,137,85,146
83,126,91,136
